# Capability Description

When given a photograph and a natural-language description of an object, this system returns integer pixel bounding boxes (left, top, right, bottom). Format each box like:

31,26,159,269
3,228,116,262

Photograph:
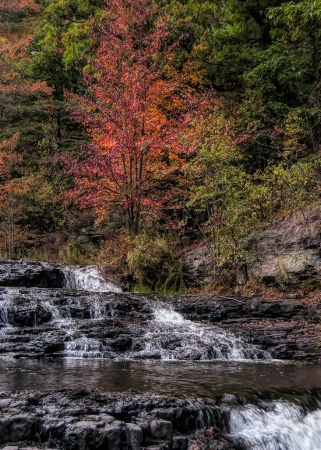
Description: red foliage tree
68,0,200,233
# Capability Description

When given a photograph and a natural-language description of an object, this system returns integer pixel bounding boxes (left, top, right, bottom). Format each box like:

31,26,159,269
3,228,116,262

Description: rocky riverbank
0,389,229,449
0,287,320,360
0,258,321,360
0,387,320,450
181,204,321,289
1,259,321,449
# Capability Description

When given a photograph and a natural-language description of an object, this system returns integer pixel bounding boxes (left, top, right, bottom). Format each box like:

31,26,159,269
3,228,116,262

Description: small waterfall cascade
228,399,321,449
129,307,271,361
0,298,12,333
0,285,270,361
65,337,106,358
59,305,270,360
62,266,122,293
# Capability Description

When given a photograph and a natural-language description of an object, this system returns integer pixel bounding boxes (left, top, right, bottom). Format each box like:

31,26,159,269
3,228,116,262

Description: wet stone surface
1,260,321,449
0,388,321,450
0,389,237,450
0,286,320,360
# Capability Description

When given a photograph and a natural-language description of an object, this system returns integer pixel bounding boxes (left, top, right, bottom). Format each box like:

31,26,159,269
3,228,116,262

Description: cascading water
0,285,270,360
1,259,320,449
128,307,270,361
51,303,270,360
62,266,122,293
0,299,9,328
228,399,321,450
65,337,106,358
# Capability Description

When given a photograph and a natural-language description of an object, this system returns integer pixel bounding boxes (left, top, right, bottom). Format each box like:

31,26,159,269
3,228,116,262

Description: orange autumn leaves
0,0,50,218
0,0,39,14
68,0,207,233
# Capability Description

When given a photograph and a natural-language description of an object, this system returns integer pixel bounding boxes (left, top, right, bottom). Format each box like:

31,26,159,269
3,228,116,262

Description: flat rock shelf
0,287,320,360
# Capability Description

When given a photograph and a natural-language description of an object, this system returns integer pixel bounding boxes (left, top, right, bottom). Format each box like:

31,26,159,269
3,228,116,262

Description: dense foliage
1,0,320,289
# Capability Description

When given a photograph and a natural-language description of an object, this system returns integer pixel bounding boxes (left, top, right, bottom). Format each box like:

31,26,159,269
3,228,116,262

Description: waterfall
128,307,271,361
0,299,9,327
229,400,321,450
65,337,105,358
0,285,270,361
60,305,270,360
62,266,122,293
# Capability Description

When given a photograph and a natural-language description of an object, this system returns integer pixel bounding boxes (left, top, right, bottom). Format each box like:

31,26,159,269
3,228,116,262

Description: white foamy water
129,307,270,361
0,299,10,326
0,298,14,339
43,300,64,322
62,266,122,293
65,337,106,358
154,308,186,324
229,401,321,450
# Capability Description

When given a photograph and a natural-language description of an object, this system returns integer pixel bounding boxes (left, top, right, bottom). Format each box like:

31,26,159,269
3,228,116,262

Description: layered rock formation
0,388,320,450
245,204,321,286
0,286,320,360
181,204,321,288
0,389,233,449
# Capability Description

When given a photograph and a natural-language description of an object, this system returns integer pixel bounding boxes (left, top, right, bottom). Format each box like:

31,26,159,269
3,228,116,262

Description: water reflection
0,359,321,397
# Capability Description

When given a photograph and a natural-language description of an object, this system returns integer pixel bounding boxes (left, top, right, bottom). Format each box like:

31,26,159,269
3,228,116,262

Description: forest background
1,0,321,293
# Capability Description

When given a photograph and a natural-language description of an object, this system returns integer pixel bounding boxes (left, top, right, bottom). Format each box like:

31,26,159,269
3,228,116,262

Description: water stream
229,399,321,450
1,261,321,449
127,307,270,360
0,358,320,449
62,265,122,293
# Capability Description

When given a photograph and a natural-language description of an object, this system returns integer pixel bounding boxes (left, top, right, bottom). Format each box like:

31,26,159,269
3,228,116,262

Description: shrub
127,234,184,293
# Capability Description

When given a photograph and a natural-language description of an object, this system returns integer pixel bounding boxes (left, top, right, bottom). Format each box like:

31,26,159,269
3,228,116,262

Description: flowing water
62,265,122,292
126,307,270,360
229,399,321,450
0,358,320,396
1,261,321,449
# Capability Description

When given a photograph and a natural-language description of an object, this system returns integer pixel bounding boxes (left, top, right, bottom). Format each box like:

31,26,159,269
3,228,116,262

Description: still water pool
0,358,320,397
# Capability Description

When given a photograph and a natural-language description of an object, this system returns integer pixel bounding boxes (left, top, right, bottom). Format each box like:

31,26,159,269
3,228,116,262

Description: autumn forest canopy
1,0,321,291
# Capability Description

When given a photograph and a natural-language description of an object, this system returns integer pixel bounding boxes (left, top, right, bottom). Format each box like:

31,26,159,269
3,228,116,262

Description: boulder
180,245,213,287
245,204,321,286
149,419,173,440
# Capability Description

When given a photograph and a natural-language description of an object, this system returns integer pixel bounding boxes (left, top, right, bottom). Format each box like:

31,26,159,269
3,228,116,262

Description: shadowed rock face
244,204,321,286
180,205,321,288
0,259,66,288
180,245,213,287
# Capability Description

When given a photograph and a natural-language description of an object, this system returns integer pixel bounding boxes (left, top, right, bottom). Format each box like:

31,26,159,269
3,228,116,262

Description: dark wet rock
0,415,38,443
0,286,320,360
0,389,238,450
126,423,143,449
1,447,58,450
0,260,65,288
171,437,188,450
150,420,173,440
